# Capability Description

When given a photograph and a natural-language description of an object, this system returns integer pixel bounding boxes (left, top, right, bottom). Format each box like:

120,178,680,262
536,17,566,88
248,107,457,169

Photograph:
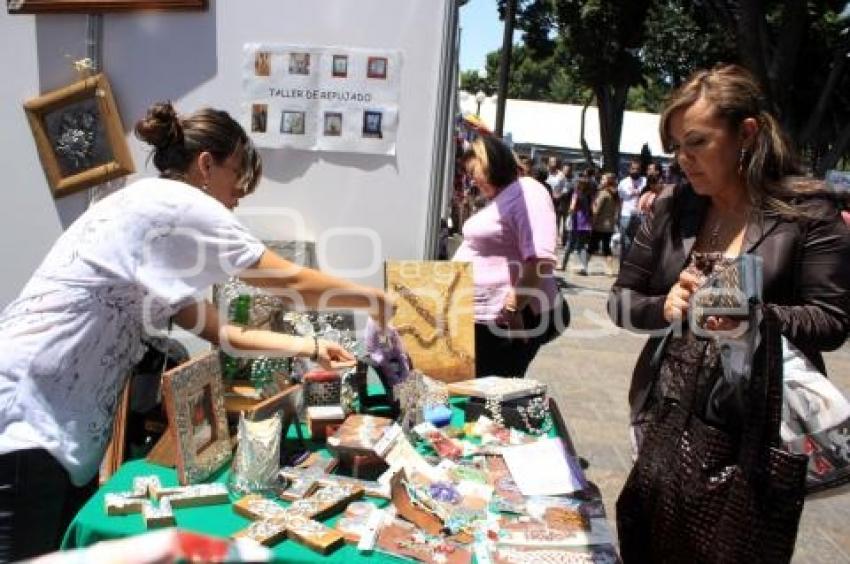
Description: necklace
701,207,750,252
708,219,723,250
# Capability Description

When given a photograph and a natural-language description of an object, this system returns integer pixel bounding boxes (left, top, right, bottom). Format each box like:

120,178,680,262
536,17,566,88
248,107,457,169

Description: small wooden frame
162,352,232,485
7,1,207,13
23,73,133,198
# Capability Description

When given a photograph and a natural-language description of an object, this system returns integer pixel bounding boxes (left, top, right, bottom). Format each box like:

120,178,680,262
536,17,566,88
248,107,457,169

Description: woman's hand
314,339,355,370
663,270,701,323
370,289,397,329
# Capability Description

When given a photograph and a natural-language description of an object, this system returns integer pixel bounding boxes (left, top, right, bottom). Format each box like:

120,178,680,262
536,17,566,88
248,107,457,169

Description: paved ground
530,252,850,563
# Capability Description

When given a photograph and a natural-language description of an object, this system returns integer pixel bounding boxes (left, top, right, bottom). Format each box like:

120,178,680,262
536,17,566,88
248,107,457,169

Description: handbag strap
738,305,783,472
762,306,784,447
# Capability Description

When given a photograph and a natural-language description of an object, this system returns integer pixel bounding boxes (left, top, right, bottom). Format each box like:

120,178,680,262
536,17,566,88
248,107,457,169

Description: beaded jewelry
516,395,552,436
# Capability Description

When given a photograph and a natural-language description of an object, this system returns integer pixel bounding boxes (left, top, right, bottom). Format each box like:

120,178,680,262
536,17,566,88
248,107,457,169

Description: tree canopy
461,0,850,174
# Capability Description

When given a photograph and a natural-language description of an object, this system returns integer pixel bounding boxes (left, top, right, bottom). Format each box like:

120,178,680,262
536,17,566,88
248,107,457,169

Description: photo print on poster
367,56,388,79
289,52,311,75
255,52,271,77
281,111,306,135
363,110,383,138
332,55,348,78
324,112,343,136
251,104,268,133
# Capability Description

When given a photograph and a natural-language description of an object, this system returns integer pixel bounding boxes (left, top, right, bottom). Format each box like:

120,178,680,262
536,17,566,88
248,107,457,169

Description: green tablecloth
61,459,401,563
61,398,574,563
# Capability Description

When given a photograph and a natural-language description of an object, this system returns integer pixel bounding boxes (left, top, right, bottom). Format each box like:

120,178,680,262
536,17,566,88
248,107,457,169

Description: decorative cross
232,483,363,554
104,475,229,528
279,454,391,500
277,454,338,500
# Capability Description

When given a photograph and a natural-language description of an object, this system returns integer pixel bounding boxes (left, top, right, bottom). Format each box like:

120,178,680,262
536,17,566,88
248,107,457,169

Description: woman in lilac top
452,136,558,377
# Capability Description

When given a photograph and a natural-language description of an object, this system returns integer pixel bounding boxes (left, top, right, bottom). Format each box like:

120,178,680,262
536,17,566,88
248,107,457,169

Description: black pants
0,449,96,562
474,307,544,378
590,230,613,257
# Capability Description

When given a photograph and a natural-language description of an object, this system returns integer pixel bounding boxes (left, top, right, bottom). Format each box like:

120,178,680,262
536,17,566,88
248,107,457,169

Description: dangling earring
201,184,209,193
737,148,748,175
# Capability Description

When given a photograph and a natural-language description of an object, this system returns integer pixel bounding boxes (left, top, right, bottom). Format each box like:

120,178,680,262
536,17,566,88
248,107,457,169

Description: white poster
242,43,401,155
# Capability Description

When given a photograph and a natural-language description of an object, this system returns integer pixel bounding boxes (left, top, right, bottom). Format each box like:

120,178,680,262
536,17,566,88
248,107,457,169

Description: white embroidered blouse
0,178,265,485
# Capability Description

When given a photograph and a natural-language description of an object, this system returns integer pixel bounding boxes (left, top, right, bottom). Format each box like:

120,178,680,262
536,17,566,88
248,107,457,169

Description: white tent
458,91,669,160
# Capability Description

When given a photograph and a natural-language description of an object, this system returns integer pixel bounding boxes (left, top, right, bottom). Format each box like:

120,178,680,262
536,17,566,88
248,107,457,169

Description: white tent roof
459,91,669,157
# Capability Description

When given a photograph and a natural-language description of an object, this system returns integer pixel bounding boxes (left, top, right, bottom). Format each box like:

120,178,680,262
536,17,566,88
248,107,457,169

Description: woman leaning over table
608,64,850,561
453,135,558,378
0,102,393,561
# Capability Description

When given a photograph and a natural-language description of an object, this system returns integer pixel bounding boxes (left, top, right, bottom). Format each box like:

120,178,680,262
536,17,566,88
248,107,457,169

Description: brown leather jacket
609,183,850,420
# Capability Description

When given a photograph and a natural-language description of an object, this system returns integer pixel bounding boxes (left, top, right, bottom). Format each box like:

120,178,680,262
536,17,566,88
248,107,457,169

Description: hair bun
134,101,184,149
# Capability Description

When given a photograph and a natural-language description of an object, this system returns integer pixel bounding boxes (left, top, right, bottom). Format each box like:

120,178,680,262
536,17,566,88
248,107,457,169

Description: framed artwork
7,0,207,13
23,73,134,199
331,55,348,78
385,261,475,382
288,52,311,75
162,351,232,485
362,110,383,139
323,112,342,136
281,111,306,135
366,56,388,79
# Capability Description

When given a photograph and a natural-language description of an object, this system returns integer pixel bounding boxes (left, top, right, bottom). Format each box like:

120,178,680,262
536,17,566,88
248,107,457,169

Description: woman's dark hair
135,102,262,194
575,177,594,197
460,134,519,189
534,166,549,185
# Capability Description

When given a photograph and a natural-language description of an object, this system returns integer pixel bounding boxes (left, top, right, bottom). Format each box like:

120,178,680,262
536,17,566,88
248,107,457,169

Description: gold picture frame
7,1,207,14
23,73,134,199
162,351,232,485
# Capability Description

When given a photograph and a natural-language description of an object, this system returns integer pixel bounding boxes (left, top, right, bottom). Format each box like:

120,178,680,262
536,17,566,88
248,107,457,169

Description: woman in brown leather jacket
608,64,850,560
610,64,850,436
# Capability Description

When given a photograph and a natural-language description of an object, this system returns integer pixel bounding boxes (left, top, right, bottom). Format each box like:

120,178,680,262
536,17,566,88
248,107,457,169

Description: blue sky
459,0,522,73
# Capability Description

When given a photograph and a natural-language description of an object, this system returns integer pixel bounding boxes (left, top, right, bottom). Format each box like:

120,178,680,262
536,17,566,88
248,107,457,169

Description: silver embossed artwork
44,97,113,177
228,412,282,495
162,352,232,484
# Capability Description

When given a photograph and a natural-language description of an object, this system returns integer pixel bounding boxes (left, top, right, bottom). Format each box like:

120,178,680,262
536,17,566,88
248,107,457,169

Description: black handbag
538,283,571,346
616,307,808,563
